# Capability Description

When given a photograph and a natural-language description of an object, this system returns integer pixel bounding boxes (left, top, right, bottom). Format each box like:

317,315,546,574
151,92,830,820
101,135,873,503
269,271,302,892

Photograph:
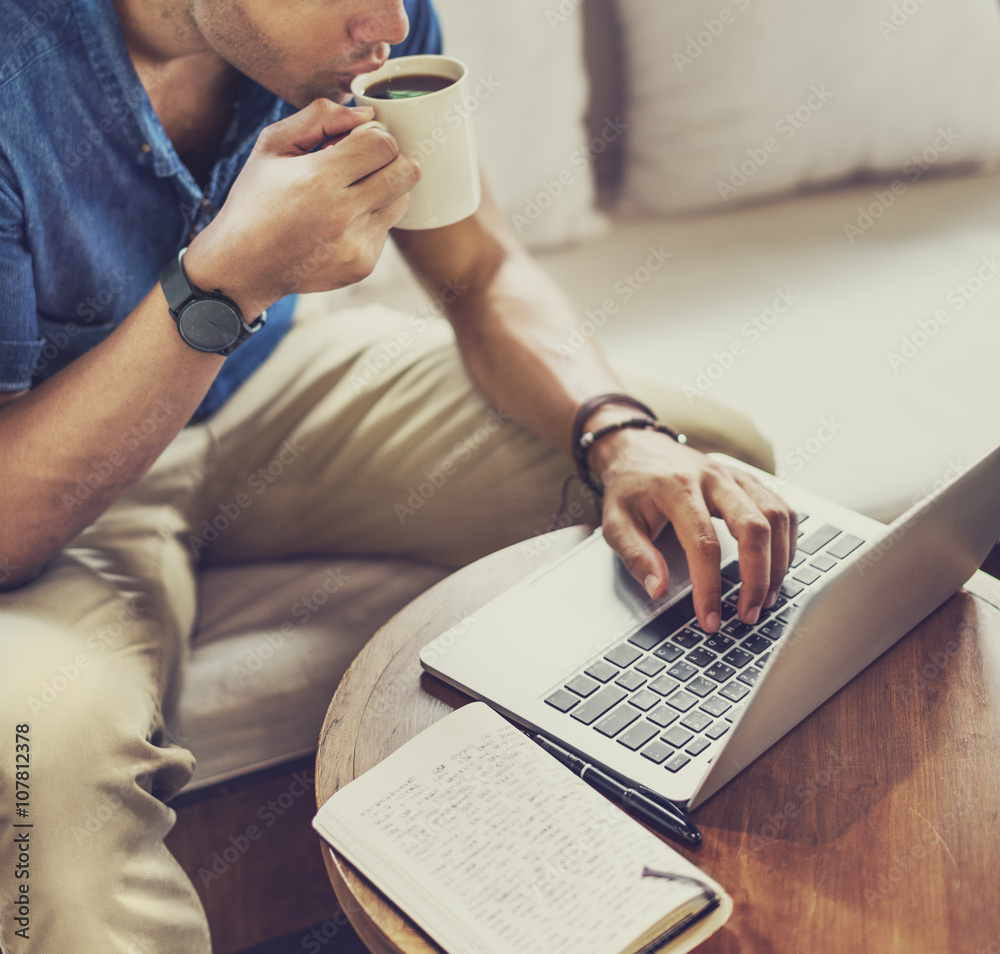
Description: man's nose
349,2,410,47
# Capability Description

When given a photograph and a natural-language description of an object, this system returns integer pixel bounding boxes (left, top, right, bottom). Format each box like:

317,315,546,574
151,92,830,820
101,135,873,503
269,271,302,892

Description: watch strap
160,248,195,317
160,247,267,355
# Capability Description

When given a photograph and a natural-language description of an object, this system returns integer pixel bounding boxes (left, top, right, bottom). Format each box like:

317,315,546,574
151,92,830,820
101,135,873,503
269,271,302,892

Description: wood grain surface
315,528,1000,954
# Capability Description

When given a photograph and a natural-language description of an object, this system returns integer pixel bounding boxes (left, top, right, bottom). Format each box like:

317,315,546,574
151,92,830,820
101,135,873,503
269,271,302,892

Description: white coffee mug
351,55,481,230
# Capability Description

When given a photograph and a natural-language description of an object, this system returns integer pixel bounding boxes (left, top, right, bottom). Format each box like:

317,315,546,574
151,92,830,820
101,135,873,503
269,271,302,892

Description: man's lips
335,58,388,92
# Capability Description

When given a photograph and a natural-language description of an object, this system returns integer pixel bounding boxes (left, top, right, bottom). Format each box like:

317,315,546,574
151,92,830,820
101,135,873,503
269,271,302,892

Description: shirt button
141,142,151,153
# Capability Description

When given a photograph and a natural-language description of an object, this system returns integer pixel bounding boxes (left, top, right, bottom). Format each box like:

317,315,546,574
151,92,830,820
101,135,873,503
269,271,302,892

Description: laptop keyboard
543,513,865,774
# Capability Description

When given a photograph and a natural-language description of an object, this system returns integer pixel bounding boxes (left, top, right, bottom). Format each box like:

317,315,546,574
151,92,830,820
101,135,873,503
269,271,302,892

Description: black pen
525,731,702,848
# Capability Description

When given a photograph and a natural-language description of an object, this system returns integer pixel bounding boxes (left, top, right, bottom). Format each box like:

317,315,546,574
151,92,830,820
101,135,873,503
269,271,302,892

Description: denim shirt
0,0,441,420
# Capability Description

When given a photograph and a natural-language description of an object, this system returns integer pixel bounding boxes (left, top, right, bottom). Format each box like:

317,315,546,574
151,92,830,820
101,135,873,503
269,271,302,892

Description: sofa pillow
616,0,1000,216
431,0,608,249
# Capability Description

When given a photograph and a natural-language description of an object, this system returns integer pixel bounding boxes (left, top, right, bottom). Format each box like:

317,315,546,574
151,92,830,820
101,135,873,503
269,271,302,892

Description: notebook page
316,703,720,954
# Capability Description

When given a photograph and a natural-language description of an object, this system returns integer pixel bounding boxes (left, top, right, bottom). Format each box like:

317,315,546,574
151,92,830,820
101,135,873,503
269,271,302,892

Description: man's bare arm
0,101,418,590
393,176,797,632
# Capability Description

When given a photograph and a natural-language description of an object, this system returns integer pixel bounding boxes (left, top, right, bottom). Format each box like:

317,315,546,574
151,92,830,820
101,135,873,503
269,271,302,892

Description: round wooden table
315,529,1000,954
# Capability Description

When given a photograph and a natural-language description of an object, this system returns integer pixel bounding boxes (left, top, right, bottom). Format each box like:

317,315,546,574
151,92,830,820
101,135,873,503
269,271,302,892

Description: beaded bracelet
571,394,686,497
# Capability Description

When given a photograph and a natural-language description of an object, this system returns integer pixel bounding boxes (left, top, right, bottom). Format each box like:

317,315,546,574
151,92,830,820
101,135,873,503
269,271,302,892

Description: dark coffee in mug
363,74,454,100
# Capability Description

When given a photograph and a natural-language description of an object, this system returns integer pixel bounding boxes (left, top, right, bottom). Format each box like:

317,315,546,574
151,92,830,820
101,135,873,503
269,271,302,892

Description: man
0,0,796,949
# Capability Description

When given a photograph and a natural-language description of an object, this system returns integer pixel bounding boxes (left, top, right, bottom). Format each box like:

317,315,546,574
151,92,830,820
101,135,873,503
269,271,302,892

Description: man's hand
593,425,797,633
183,99,420,316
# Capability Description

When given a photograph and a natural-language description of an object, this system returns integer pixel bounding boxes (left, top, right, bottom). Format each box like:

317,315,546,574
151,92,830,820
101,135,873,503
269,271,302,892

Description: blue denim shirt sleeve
0,147,44,391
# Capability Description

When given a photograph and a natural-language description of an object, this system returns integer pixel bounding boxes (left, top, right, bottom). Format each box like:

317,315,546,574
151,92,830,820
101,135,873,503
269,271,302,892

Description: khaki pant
0,305,772,952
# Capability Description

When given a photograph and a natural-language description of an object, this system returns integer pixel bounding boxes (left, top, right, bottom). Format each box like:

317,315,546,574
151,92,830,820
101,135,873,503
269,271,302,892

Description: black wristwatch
160,248,266,356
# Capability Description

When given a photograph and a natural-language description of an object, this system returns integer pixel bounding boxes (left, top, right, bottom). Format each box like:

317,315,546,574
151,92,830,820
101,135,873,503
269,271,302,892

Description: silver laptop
420,442,1000,809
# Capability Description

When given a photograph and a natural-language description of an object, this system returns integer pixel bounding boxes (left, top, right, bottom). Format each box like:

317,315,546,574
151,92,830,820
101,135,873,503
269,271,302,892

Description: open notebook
313,702,732,954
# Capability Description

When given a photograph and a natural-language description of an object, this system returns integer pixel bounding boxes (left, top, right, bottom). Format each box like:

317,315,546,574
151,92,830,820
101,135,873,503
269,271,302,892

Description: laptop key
797,523,841,554
662,725,694,748
566,674,600,697
672,628,702,649
721,647,754,669
686,676,717,698
594,703,641,737
641,739,674,764
738,666,762,687
648,593,696,637
615,670,646,692
719,680,750,702
721,560,742,585
792,566,821,586
648,674,681,696
741,634,771,656
705,720,730,740
759,619,786,640
725,703,747,722
811,553,838,572
789,550,807,568
544,689,579,712
628,688,660,711
605,642,642,668
779,580,804,599
628,626,668,651
665,753,691,773
756,652,771,667
723,619,754,639
584,660,619,683
648,705,679,728
665,689,698,712
635,656,666,677
705,661,737,683
571,686,627,724
666,660,698,682
681,710,712,733
827,533,864,559
686,737,711,757
704,633,735,653
618,719,660,750
685,647,717,668
700,696,731,718
653,643,683,663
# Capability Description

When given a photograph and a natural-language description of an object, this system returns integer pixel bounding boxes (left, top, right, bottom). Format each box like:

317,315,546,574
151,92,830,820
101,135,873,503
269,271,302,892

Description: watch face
178,299,242,353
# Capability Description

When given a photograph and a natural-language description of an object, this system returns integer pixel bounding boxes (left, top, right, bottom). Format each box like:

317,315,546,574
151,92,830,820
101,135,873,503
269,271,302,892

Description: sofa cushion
169,558,448,790
616,0,1000,215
